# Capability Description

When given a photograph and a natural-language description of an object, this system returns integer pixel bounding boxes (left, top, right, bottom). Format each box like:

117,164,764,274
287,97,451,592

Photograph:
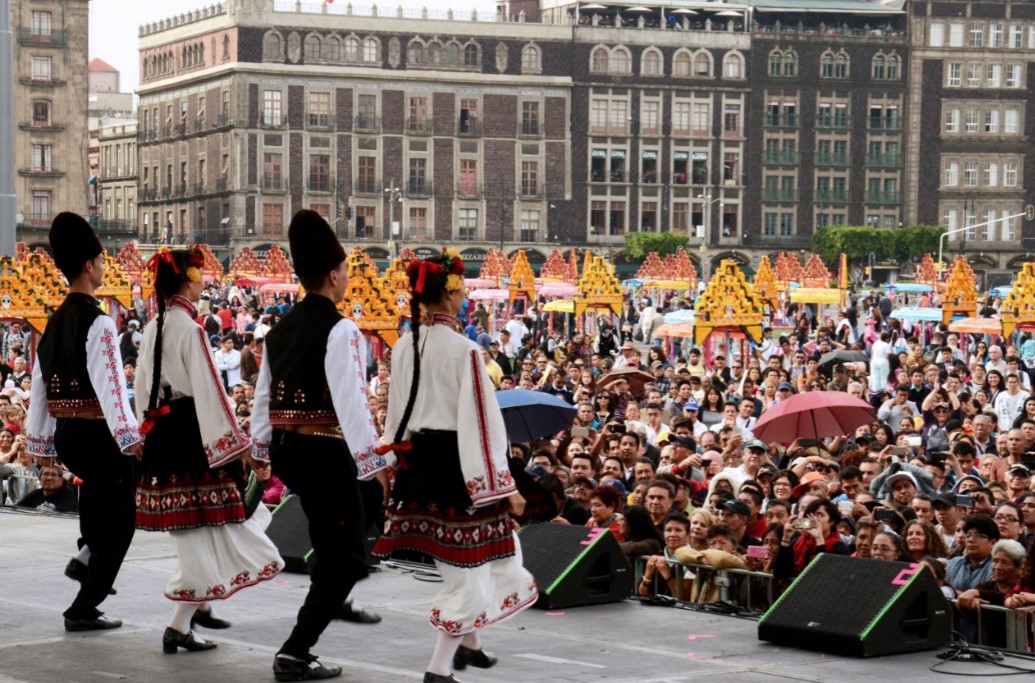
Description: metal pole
937,211,1025,266
0,0,17,257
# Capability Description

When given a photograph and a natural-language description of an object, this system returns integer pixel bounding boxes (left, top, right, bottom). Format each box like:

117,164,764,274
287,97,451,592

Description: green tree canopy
810,225,943,265
624,232,693,259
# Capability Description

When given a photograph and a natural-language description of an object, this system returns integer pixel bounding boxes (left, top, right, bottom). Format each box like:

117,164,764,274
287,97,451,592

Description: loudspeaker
758,555,951,657
267,495,313,573
518,524,632,610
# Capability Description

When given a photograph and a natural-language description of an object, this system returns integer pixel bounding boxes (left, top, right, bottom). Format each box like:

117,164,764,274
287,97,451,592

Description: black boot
162,627,218,654
452,645,498,671
191,609,232,630
423,674,463,683
273,653,342,681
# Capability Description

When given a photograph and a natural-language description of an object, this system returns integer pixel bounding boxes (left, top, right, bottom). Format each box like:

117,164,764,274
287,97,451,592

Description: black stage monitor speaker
267,495,313,573
758,554,952,657
519,524,632,610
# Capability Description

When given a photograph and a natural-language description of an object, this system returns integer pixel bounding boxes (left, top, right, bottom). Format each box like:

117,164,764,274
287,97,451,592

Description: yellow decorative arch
693,259,765,346
0,257,52,333
574,253,622,319
942,256,978,323
753,255,778,308
508,250,536,309
1001,262,1035,338
338,247,400,347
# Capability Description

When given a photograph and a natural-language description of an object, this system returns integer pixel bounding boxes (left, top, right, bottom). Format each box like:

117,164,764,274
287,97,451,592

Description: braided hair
144,249,204,420
391,249,465,445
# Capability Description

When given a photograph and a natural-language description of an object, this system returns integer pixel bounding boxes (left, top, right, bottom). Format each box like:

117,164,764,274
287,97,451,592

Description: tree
624,232,692,259
892,225,942,263
811,225,942,267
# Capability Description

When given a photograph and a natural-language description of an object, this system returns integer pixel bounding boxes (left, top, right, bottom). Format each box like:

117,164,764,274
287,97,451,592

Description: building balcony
22,213,53,227
405,227,430,241
868,118,902,131
18,168,63,178
258,117,287,129
137,129,158,142
406,179,432,197
19,77,66,88
519,121,543,138
763,151,799,165
742,233,812,249
91,218,137,235
354,225,382,241
261,175,283,192
172,183,186,199
814,153,851,167
139,187,157,202
456,229,480,242
353,178,382,195
193,182,206,196
815,115,851,129
19,122,65,133
670,128,711,138
814,190,849,204
307,178,331,193
456,181,482,198
406,117,432,135
174,122,188,137
519,183,545,200
458,119,483,137
764,114,798,128
306,115,332,130
865,191,901,204
17,28,67,47
354,115,381,133
192,229,231,246
762,189,797,202
866,154,902,168
589,125,628,137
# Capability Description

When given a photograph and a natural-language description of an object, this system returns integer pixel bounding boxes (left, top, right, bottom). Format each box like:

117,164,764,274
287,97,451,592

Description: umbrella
663,309,696,324
753,392,877,443
467,288,510,301
581,2,608,8
884,283,932,293
670,7,698,14
539,282,576,297
597,367,654,394
817,350,869,369
495,389,576,443
464,277,497,289
989,286,1012,299
625,5,653,11
889,306,943,322
653,322,695,339
715,10,742,16
948,317,1002,335
542,299,574,313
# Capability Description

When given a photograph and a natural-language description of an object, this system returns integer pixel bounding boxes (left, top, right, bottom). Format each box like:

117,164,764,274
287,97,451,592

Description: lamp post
0,0,15,256
697,194,723,245
384,179,402,256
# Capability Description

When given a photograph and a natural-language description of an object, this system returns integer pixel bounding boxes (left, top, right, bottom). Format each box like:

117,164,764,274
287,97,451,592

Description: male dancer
251,210,389,681
26,212,142,631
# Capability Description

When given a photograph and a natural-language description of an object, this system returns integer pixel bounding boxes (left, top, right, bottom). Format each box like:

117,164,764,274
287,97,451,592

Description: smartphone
1021,453,1035,469
747,545,770,560
888,446,911,457
955,494,973,508
906,434,922,448
837,500,854,515
611,423,626,434
874,508,898,522
792,518,814,531
570,426,589,438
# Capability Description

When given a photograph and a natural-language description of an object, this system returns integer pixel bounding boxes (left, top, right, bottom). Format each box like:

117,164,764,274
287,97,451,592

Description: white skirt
430,533,538,635
165,504,285,602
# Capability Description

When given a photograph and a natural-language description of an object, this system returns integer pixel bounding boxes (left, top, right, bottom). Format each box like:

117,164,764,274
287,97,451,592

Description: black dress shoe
423,673,462,683
336,604,381,624
191,610,232,629
64,559,116,595
273,654,342,681
64,615,123,632
162,627,217,654
452,645,498,671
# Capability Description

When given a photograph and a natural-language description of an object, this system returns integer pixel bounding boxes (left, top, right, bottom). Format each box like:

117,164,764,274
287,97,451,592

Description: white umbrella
581,3,608,8
670,7,698,13
625,5,653,11
715,9,742,16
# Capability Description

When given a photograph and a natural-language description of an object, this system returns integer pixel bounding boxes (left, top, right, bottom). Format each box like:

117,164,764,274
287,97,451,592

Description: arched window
768,49,782,76
693,50,712,77
591,46,609,73
363,37,379,63
834,52,848,78
263,32,282,60
223,34,231,60
673,50,691,76
723,52,743,79
611,46,631,73
304,35,321,61
408,40,424,65
521,43,541,73
820,52,834,78
463,43,479,67
872,54,886,79
427,40,443,65
783,51,797,76
446,42,461,66
324,36,340,61
886,54,900,80
642,48,662,76
344,35,360,61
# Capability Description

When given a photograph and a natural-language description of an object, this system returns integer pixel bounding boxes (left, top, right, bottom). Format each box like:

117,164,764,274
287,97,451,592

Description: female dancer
374,248,537,683
135,248,283,653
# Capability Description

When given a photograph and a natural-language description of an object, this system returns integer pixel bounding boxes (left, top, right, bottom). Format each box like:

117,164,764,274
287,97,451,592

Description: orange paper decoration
941,257,978,323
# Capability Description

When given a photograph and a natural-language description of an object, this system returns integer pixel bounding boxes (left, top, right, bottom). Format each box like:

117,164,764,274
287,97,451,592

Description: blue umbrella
889,306,943,322
495,389,576,443
884,283,932,293
990,285,1012,299
663,309,696,323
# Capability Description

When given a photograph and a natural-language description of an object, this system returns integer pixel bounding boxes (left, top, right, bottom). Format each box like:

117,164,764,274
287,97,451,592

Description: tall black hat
288,210,346,278
49,212,103,276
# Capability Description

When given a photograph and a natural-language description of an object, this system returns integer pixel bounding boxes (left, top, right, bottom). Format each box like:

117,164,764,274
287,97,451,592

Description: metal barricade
634,556,775,616
972,604,1035,654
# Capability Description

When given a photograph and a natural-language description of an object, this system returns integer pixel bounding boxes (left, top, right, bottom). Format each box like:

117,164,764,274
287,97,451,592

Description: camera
792,518,814,531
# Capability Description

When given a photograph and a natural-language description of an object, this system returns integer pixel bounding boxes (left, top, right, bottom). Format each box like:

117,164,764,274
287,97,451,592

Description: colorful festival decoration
338,248,401,347
636,252,665,279
540,249,569,281
198,244,225,281
941,256,978,323
1001,263,1035,338
382,258,412,318
693,259,765,346
116,243,146,277
508,250,536,309
397,247,417,262
567,249,579,282
753,256,778,308
95,251,134,308
0,257,51,333
573,253,622,320
229,247,261,278
801,254,833,288
260,244,293,282
915,253,939,288
479,249,510,283
773,252,803,291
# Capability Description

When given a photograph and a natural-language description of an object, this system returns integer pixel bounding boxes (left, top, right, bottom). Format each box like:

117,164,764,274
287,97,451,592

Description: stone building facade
97,120,139,247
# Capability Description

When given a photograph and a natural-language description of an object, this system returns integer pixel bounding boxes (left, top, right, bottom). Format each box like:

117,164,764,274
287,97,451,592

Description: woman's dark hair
146,250,198,419
985,369,1004,389
590,483,623,511
622,505,663,544
763,522,785,541
803,497,841,528
873,531,904,559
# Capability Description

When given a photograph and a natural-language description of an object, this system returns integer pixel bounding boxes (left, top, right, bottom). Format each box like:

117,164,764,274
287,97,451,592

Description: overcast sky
89,0,499,95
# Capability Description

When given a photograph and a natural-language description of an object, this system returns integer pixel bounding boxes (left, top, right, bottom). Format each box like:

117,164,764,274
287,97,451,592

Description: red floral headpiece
146,246,205,283
407,247,464,295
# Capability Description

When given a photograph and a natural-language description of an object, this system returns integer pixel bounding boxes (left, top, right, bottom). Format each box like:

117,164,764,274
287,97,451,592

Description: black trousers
270,430,368,658
54,418,136,620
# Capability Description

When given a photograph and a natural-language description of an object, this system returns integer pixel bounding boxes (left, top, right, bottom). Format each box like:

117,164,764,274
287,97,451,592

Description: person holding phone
773,499,850,581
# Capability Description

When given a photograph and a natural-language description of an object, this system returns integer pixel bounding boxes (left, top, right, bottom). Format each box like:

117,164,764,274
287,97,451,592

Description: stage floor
0,509,1011,682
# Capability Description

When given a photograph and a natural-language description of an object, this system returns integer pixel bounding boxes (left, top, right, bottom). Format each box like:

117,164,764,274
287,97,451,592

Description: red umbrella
753,391,877,444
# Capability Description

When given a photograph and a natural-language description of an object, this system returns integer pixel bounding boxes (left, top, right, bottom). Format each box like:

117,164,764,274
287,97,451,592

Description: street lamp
384,180,402,255
697,194,723,244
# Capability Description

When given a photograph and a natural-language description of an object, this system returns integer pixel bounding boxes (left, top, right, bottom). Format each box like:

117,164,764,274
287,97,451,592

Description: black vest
264,294,341,424
36,293,105,412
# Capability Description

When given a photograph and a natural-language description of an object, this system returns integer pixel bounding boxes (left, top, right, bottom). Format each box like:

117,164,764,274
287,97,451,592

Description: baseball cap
792,471,828,498
932,492,957,508
778,382,794,391
744,439,768,452
722,500,750,517
1007,464,1031,477
757,465,778,479
669,434,696,450
683,401,699,411
887,471,918,489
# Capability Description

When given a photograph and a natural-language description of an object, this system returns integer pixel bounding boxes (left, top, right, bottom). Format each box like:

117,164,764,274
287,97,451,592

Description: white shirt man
504,315,528,349
995,374,1030,428
214,337,242,390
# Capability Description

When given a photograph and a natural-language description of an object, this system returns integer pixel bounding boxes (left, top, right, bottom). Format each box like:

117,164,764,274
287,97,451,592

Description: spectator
618,505,663,560
901,519,949,562
637,514,694,600
586,484,624,541
947,515,1000,595
870,531,905,561
774,498,850,580
16,465,77,513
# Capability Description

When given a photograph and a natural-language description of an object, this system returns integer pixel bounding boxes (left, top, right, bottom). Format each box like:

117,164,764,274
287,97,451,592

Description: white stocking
169,603,200,635
427,631,462,676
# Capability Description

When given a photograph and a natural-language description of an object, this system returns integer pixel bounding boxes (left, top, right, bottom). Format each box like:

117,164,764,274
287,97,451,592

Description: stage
0,509,1006,682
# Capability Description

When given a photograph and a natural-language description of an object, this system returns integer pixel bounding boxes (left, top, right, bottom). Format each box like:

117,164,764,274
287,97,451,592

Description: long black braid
392,293,422,445
144,249,197,419
146,295,166,417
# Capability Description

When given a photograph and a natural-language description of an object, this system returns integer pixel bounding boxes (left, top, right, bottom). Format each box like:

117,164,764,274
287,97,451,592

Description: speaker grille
519,524,599,593
764,556,908,638
266,496,313,571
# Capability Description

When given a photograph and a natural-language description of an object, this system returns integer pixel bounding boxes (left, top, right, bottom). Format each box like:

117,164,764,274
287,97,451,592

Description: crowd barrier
965,602,1035,654
634,557,776,616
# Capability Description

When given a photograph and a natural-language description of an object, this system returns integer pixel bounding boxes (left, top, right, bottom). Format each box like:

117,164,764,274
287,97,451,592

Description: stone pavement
0,508,1008,682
